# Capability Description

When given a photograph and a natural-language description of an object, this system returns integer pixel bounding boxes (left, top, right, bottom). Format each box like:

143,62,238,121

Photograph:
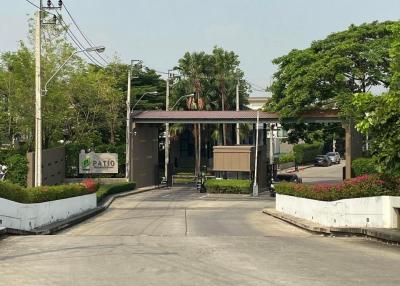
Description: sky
2,0,400,97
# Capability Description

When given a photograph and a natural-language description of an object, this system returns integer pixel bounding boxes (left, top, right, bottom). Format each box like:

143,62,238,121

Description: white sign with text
79,150,118,174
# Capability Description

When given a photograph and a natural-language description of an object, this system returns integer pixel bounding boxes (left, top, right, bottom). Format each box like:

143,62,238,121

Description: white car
326,152,341,164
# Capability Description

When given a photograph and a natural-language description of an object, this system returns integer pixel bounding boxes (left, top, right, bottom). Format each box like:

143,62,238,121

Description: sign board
79,150,118,174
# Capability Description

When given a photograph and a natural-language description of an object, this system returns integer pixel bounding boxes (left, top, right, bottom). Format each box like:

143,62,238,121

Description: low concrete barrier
0,194,96,231
276,194,400,228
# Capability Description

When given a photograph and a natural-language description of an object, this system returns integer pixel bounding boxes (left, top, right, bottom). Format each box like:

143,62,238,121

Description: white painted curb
0,194,97,231
276,194,400,228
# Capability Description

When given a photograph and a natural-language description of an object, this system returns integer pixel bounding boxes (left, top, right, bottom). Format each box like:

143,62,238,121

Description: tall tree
212,46,240,145
268,21,394,117
352,23,400,175
265,21,396,144
175,52,212,175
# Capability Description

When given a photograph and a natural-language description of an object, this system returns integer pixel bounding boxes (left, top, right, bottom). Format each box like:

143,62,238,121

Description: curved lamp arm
169,94,194,111
43,46,105,95
132,91,158,110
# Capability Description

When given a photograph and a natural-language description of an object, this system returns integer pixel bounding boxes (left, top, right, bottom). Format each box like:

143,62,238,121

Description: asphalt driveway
1,187,399,286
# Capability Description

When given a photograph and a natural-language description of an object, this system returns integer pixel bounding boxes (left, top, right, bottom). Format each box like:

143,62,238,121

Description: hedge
205,179,251,194
5,154,28,187
279,152,295,164
293,142,323,164
352,157,377,176
0,181,91,204
275,174,400,201
96,182,136,203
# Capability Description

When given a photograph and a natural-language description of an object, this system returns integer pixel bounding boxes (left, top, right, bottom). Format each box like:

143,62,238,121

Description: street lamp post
34,46,105,187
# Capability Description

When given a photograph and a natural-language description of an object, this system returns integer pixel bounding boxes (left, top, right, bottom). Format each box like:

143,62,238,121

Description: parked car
326,152,341,164
314,155,332,167
274,174,302,183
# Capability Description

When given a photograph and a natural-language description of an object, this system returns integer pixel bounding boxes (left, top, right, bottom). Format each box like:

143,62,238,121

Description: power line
62,2,109,65
24,0,104,67
53,9,105,67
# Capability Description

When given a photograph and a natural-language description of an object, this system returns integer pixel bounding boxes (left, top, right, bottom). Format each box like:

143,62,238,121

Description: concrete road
293,161,345,184
1,187,400,286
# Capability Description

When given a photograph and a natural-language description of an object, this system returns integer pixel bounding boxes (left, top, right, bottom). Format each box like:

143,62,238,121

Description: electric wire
53,9,105,67
24,0,104,66
62,2,109,65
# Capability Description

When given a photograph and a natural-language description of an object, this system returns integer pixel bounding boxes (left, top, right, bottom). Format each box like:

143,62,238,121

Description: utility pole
125,68,132,181
253,111,260,197
126,60,141,181
34,5,42,186
165,70,172,185
236,79,240,145
34,0,63,187
269,124,274,164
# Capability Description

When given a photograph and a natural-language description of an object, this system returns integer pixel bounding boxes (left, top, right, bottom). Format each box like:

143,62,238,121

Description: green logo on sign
82,157,91,170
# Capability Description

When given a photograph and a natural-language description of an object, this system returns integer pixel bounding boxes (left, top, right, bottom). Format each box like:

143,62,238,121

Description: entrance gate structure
129,110,361,188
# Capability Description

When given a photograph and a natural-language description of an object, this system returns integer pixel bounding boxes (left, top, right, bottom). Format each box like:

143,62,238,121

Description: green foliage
352,158,377,176
351,23,400,176
0,182,89,204
205,179,251,194
268,21,395,118
293,142,323,164
96,182,136,203
4,154,28,187
275,174,400,201
27,184,90,203
0,181,29,203
278,152,295,164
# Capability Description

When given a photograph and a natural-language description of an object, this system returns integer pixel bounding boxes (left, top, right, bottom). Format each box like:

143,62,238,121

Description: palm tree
212,47,240,145
175,52,212,176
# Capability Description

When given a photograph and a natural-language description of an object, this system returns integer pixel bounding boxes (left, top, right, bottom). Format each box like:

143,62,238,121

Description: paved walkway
289,161,345,184
1,187,400,286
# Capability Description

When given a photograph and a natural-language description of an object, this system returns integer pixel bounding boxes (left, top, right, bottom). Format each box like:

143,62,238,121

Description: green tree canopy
352,23,400,175
267,21,396,117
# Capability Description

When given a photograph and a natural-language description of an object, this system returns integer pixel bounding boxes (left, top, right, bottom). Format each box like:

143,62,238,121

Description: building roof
131,110,340,124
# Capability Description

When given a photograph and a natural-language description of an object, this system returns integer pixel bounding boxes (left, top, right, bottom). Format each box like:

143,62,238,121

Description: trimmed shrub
81,178,99,193
205,179,252,194
5,154,28,187
293,142,323,164
279,152,295,164
275,174,400,201
0,182,90,204
352,157,377,176
0,181,30,203
96,182,136,203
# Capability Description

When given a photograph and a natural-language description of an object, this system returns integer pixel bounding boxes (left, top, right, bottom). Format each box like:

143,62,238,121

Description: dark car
314,155,332,167
274,174,302,183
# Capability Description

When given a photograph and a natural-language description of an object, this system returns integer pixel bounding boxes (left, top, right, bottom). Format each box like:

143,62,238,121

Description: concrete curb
263,208,400,244
284,164,314,174
5,185,160,235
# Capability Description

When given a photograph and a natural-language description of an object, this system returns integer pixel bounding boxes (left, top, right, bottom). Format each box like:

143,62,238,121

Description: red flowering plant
80,178,99,193
275,174,400,201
